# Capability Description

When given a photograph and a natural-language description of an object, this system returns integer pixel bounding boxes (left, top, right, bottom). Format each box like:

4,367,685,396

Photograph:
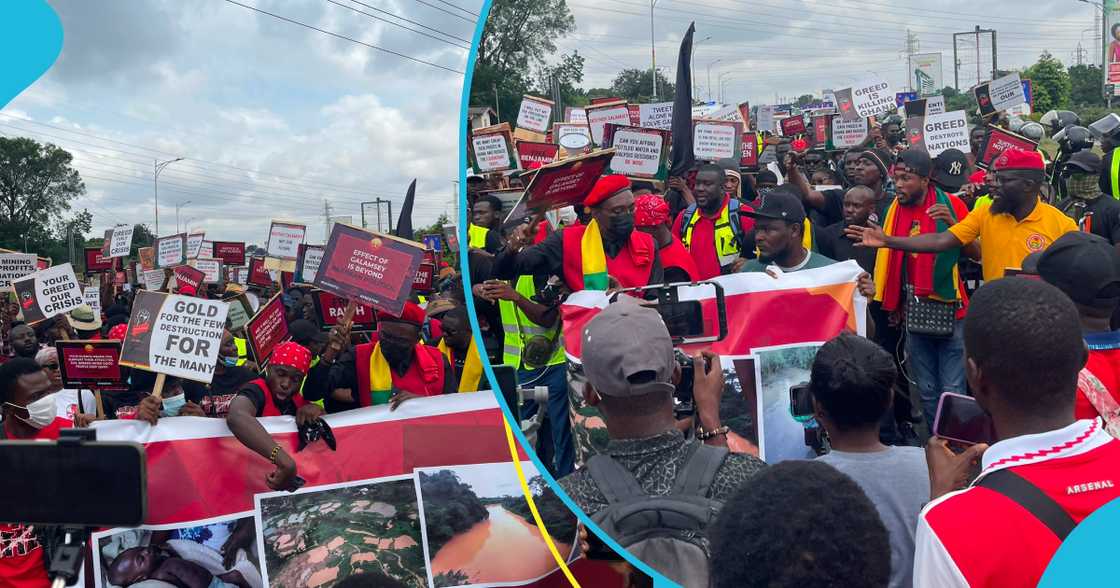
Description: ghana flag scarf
367,342,438,404
580,219,610,290
438,337,483,393
873,185,961,312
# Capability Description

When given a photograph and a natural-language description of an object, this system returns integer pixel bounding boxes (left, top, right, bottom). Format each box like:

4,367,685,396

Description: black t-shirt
183,365,258,418
1058,196,1120,244
817,221,877,274
236,380,298,418
809,188,847,228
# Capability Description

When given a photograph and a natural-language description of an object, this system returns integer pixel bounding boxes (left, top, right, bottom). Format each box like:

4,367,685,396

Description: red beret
584,174,632,207
108,323,128,341
377,301,426,326
993,148,1044,172
178,284,197,297
271,341,311,375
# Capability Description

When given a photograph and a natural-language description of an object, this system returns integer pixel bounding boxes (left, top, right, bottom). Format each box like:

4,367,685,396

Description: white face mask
5,392,58,429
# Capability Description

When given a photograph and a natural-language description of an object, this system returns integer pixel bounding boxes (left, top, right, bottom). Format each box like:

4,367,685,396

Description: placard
565,107,587,123
522,150,615,212
757,105,777,133
553,122,593,157
779,115,806,137
313,224,425,316
199,240,214,260
186,232,205,259
172,264,205,293
56,340,123,388
247,256,273,287
193,258,222,283
84,247,113,272
831,117,869,149
311,290,376,330
212,241,246,266
849,77,895,118
224,293,254,332
895,91,919,107
266,221,306,261
740,133,759,168
99,229,113,258
906,110,970,157
977,127,1040,170
83,286,101,316
0,253,37,291
155,234,187,268
108,225,134,258
834,88,859,121
119,290,229,384
737,102,752,129
516,95,553,134
585,101,631,146
693,120,741,161
605,125,670,180
296,244,325,284
638,102,674,130
977,73,1025,115
812,116,829,145
143,269,166,291
442,225,459,252
13,263,84,324
138,247,156,271
515,141,560,170
412,262,436,293
245,293,288,363
472,124,518,173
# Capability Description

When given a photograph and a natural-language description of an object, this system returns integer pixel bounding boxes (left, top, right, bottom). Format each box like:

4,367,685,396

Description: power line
344,0,473,40
426,0,480,18
323,0,470,49
408,0,477,24
223,0,464,74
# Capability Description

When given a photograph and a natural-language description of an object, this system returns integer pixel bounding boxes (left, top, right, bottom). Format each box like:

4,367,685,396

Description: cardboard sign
193,258,222,283
523,150,614,212
442,225,459,252
740,133,759,168
199,240,214,260
516,95,553,134
186,233,206,259
119,290,229,383
313,224,425,316
14,263,86,324
757,105,777,133
638,102,674,130
605,125,670,180
585,101,631,146
779,115,806,137
693,120,741,161
84,247,113,272
224,294,254,332
927,95,946,116
977,127,1039,170
553,123,593,157
565,107,587,123
831,117,869,149
83,287,101,316
248,257,273,287
0,253,37,291
976,73,1025,116
412,262,436,293
266,221,306,261
56,340,123,388
155,234,187,268
212,241,246,266
143,269,166,291
245,293,288,363
515,141,560,170
312,290,376,330
906,110,970,157
173,265,205,292
296,244,325,284
421,234,443,253
472,124,518,173
108,225,134,258
138,247,156,271
848,77,894,118
812,116,829,145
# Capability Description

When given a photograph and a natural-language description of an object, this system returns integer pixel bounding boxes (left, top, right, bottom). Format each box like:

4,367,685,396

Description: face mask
606,216,635,241
161,393,186,417
1068,174,1101,200
219,355,239,367
380,339,414,365
6,393,58,429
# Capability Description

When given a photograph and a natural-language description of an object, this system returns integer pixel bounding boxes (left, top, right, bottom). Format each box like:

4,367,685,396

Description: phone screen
933,393,995,445
492,365,520,423
656,300,705,339
789,383,814,419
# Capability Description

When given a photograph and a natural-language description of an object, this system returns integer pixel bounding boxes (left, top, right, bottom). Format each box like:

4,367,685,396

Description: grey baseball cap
582,298,676,398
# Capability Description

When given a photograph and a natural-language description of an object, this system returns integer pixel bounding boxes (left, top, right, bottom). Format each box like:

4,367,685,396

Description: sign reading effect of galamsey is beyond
119,290,229,384
13,263,84,324
313,224,425,317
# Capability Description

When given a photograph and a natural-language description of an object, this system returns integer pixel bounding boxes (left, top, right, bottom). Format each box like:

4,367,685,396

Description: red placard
172,265,205,292
780,115,807,137
523,150,614,212
590,96,624,105
812,116,829,145
247,257,273,287
515,141,560,170
977,127,1040,170
56,340,125,389
738,102,751,130
412,262,435,293
84,247,113,272
627,104,641,127
36,257,51,271
212,241,246,266
740,133,759,169
313,224,425,317
311,290,376,329
280,271,294,290
246,293,289,363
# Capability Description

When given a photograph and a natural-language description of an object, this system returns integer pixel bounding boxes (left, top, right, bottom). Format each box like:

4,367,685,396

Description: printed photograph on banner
415,461,578,588
254,474,425,588
752,342,825,463
91,512,263,588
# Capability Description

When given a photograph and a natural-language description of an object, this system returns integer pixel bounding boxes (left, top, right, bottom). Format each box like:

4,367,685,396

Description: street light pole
175,200,192,234
153,157,184,236
707,59,722,101
691,35,711,98
718,71,736,103
650,0,659,100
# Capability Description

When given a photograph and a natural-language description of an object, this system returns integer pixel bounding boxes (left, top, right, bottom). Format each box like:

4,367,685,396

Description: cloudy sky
3,0,481,245
554,0,1102,104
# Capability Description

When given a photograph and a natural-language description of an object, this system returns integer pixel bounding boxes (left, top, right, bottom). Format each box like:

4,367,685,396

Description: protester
811,333,928,588
708,461,891,588
65,304,102,340
9,323,39,360
468,194,504,254
849,148,1077,282
435,306,485,393
930,149,971,196
816,185,879,274
1057,150,1120,245
634,193,699,282
788,148,894,229
914,278,1120,587
180,329,259,418
672,163,753,278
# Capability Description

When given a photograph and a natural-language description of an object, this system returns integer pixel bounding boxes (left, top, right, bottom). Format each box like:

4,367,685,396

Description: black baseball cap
896,149,933,178
932,149,969,191
745,187,806,224
1037,231,1120,309
1066,150,1102,175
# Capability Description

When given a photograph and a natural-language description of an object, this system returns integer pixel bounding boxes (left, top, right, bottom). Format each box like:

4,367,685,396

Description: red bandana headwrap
271,341,311,375
634,194,670,227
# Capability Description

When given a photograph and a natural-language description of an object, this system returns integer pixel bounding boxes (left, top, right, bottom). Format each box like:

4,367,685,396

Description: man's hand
730,257,748,273
691,350,725,424
668,176,694,204
505,223,531,252
857,272,875,298
480,280,519,302
472,283,493,302
845,221,888,248
927,203,956,226
136,395,161,425
179,401,207,418
322,323,351,362
266,451,298,491
926,437,988,500
389,390,420,411
296,403,325,427
74,414,99,427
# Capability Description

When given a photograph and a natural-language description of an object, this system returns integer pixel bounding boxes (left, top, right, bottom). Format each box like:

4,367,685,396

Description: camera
297,418,337,451
787,382,830,455
531,280,564,307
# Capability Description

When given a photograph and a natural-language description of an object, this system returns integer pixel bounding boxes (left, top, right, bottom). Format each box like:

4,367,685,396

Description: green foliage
940,86,977,116
608,68,675,103
796,94,815,107
1069,64,1104,106
1022,52,1071,114
434,570,471,587
418,470,489,555
0,137,87,258
500,475,578,543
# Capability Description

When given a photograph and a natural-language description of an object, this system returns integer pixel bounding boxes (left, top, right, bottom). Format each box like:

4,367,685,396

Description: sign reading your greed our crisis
13,263,84,324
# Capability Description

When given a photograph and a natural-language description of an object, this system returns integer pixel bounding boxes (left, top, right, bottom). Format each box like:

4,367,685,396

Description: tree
535,50,586,107
1069,64,1103,106
940,86,977,118
609,68,675,103
0,137,86,255
796,94,815,107
1022,52,1071,114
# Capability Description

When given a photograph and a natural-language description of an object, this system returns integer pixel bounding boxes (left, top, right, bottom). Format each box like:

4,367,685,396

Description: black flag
394,179,416,240
668,22,696,177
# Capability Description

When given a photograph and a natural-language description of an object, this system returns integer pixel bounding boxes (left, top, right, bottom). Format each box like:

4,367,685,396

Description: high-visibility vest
680,198,745,267
234,337,248,366
498,276,566,370
302,356,324,407
468,224,490,249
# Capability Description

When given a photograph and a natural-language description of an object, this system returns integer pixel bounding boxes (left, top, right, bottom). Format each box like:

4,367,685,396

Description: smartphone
789,382,814,420
492,364,521,423
0,438,147,526
933,392,995,446
656,300,705,339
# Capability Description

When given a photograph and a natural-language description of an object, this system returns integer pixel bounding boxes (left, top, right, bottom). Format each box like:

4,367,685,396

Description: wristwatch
696,424,730,441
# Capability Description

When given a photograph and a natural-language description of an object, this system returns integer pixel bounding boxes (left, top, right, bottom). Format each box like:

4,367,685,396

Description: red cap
271,341,311,375
178,284,197,297
634,194,669,227
108,323,128,341
377,301,426,326
584,174,632,208
968,170,987,184
993,148,1044,172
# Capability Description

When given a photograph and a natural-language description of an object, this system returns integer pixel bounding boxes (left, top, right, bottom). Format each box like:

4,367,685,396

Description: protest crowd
463,22,1120,588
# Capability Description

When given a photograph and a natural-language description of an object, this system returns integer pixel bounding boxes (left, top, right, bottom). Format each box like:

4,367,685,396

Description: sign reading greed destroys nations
108,225,135,258
266,221,306,261
516,96,553,134
693,120,740,161
246,293,288,363
156,234,187,268
313,224,425,317
638,102,674,130
0,253,37,290
849,77,895,118
606,125,670,180
906,110,970,157
120,290,229,383
13,263,86,324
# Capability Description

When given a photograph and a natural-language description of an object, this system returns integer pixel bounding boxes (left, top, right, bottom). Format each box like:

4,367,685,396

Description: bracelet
696,425,730,441
268,444,282,464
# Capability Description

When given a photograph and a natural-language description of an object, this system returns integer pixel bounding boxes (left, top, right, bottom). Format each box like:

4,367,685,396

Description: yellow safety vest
498,276,566,370
234,337,248,366
468,224,490,249
1110,148,1120,200
683,200,742,267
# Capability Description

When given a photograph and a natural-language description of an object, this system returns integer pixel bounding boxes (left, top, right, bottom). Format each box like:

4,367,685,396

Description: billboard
1108,0,1120,86
910,53,944,97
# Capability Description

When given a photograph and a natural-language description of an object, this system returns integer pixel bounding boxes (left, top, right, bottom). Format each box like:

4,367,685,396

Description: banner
314,224,425,317
522,150,614,212
312,290,376,330
245,293,288,363
83,286,101,316
910,52,943,96
186,232,206,259
295,244,324,284
213,241,246,266
740,133,759,168
248,256,273,287
138,247,156,271
84,247,113,272
779,115,806,137
977,127,1040,170
757,105,776,133
143,269,166,291
831,117,868,149
905,110,970,157
193,258,222,284
0,253,37,291
173,264,205,293
56,339,123,389
604,125,670,180
266,221,306,261
565,106,587,123
119,290,230,384
13,263,84,324
516,95,554,134
638,101,674,130
976,72,1025,116
413,261,435,293
156,234,187,268
108,224,134,258
693,120,740,161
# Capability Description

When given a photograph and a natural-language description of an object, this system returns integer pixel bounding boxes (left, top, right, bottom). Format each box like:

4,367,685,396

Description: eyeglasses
42,363,59,370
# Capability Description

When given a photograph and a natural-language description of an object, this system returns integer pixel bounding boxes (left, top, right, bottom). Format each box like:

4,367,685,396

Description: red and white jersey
915,419,1120,587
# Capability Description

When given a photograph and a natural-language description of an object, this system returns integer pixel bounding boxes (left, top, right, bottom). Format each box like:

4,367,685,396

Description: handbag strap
975,468,1077,541
1078,368,1120,438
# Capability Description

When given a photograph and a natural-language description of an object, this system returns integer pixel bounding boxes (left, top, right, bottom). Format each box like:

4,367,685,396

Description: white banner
694,121,738,160
516,97,553,133
610,128,664,177
920,110,971,157
0,253,37,291
990,72,1026,112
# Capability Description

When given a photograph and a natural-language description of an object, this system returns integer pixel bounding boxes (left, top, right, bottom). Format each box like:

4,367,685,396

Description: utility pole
706,59,722,101
650,0,659,100
905,29,919,91
322,199,333,242
691,36,711,98
153,157,184,236
1076,42,1087,66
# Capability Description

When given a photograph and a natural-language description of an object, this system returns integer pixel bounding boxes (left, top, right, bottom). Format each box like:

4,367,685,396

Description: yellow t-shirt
948,198,1077,282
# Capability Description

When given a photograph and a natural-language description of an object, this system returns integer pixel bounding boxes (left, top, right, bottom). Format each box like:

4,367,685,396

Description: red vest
250,377,306,417
659,237,700,282
560,224,656,290
354,339,445,407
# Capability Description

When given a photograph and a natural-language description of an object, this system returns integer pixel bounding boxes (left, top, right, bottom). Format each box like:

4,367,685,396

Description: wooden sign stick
151,372,167,400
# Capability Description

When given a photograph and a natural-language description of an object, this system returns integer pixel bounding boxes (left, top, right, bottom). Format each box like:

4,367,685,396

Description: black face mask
606,215,635,241
380,338,414,365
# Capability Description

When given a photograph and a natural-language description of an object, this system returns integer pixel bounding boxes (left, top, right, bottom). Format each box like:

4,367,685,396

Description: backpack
586,442,728,588
678,199,749,252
